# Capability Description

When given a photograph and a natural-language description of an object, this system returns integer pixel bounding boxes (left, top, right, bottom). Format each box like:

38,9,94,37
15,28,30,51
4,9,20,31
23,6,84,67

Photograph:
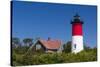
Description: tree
12,37,20,48
84,44,91,51
23,38,33,47
63,41,71,53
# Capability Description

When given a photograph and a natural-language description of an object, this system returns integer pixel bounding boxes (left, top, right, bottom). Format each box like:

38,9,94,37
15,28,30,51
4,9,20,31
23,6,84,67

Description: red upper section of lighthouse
71,14,83,36
72,23,82,35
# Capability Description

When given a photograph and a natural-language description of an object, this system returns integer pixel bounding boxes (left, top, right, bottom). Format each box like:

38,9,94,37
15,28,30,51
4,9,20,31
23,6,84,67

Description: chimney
48,37,51,41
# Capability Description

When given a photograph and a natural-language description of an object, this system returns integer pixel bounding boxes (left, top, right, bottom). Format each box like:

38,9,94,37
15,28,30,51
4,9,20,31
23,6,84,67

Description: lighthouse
71,14,84,53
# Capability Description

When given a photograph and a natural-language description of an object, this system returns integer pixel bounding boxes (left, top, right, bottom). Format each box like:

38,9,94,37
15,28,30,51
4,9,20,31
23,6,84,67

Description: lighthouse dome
71,14,83,24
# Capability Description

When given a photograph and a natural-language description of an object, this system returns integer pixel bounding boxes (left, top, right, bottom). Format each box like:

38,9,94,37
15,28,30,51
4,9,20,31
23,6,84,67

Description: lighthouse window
74,44,76,49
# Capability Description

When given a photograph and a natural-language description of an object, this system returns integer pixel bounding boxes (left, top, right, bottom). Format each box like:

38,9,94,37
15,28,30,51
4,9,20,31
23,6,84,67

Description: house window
36,44,41,50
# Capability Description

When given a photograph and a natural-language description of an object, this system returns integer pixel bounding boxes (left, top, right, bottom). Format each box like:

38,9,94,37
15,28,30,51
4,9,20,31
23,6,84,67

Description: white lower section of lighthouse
72,36,84,53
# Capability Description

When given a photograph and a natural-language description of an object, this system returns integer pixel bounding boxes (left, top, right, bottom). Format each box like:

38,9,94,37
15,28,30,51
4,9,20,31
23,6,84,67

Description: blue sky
12,1,97,47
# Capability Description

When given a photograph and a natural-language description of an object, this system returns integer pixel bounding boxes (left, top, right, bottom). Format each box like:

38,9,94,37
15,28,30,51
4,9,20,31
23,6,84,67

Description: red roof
38,39,61,49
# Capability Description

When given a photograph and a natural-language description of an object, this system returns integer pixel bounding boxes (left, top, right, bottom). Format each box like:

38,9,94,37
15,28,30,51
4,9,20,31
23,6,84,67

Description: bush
12,48,97,66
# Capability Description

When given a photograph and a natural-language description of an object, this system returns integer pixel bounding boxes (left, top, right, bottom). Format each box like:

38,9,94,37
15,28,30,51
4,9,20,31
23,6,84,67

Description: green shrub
12,48,97,66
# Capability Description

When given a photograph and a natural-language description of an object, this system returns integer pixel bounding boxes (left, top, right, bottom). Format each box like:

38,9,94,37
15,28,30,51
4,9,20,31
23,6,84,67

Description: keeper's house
32,38,61,53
